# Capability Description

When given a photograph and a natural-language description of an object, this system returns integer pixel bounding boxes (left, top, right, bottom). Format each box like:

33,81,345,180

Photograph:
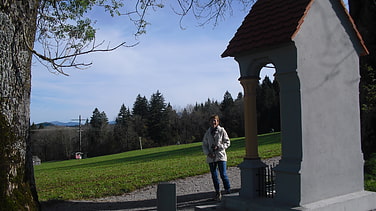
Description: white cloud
30,5,248,123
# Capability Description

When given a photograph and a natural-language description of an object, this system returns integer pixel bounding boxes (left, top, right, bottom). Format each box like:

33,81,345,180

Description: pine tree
132,94,149,118
116,104,130,126
271,79,281,132
179,108,192,143
90,108,107,129
165,103,179,145
232,92,245,137
147,90,169,145
257,76,279,134
114,104,131,151
220,91,234,134
132,94,148,140
88,108,109,156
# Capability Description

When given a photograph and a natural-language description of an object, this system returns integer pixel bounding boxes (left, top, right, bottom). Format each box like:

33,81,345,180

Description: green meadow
34,133,281,201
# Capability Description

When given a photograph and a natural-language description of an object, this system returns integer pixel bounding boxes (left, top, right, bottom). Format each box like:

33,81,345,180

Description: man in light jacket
202,114,231,201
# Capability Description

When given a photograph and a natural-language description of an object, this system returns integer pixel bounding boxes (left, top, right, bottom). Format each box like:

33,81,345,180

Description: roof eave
338,0,369,56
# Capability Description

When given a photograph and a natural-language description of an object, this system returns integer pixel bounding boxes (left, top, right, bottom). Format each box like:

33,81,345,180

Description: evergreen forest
31,76,279,161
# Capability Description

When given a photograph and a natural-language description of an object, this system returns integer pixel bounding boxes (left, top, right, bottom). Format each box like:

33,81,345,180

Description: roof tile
221,0,313,57
222,0,368,57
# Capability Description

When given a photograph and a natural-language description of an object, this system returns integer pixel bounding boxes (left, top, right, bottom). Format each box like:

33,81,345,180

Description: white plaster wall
293,0,364,205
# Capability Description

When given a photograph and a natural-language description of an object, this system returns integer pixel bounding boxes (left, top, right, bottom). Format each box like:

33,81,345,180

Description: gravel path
41,157,280,211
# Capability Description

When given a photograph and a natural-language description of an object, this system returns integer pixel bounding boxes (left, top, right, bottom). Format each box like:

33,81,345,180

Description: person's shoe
224,189,231,194
214,192,222,201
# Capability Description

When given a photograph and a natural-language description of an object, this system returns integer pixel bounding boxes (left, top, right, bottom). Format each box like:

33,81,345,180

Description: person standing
202,114,231,201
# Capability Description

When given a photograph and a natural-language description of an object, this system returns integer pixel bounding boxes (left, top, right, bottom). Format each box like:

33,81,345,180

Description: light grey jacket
202,125,230,163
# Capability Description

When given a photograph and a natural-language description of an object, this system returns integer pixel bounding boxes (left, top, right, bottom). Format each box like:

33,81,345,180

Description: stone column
239,76,260,159
238,76,266,199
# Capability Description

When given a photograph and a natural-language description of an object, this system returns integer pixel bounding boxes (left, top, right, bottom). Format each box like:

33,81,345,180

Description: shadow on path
41,189,240,211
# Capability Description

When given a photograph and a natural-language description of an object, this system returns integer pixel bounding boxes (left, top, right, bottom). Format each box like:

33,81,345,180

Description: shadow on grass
38,144,204,172
38,133,281,172
41,188,240,211
230,132,281,151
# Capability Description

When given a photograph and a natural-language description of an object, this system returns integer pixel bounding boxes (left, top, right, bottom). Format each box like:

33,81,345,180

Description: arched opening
260,63,275,81
257,63,281,198
235,45,301,200
257,63,280,135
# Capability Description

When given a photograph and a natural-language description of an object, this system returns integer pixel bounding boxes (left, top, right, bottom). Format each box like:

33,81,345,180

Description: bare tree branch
173,0,254,29
25,24,135,75
30,0,254,75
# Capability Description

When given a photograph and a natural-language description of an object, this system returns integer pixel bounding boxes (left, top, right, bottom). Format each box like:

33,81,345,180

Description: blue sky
30,0,348,124
30,2,257,123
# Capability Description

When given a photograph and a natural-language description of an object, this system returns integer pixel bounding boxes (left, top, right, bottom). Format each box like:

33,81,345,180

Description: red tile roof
221,0,368,57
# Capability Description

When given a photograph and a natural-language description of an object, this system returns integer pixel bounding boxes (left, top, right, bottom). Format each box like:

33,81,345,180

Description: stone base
238,158,267,199
222,191,376,211
296,191,376,211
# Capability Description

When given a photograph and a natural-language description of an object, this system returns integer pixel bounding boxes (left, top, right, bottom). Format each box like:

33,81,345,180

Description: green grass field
34,133,281,201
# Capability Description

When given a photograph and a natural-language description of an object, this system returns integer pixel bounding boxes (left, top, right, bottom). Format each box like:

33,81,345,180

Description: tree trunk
0,0,39,210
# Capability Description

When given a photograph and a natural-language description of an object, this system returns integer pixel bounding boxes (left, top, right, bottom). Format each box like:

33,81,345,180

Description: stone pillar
238,76,266,199
273,71,302,206
239,76,259,160
157,182,176,211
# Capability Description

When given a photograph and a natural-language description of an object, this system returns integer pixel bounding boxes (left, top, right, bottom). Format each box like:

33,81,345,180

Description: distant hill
49,121,79,127
35,121,115,127
36,122,55,127
34,121,79,127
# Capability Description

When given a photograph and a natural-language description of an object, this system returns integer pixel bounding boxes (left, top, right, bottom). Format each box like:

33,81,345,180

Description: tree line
31,76,280,161
2,0,374,209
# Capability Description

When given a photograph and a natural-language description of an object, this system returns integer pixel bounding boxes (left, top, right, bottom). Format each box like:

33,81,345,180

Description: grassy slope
34,133,281,201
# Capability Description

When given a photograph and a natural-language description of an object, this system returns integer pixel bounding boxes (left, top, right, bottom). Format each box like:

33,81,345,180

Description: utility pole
72,115,85,152
139,137,143,150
